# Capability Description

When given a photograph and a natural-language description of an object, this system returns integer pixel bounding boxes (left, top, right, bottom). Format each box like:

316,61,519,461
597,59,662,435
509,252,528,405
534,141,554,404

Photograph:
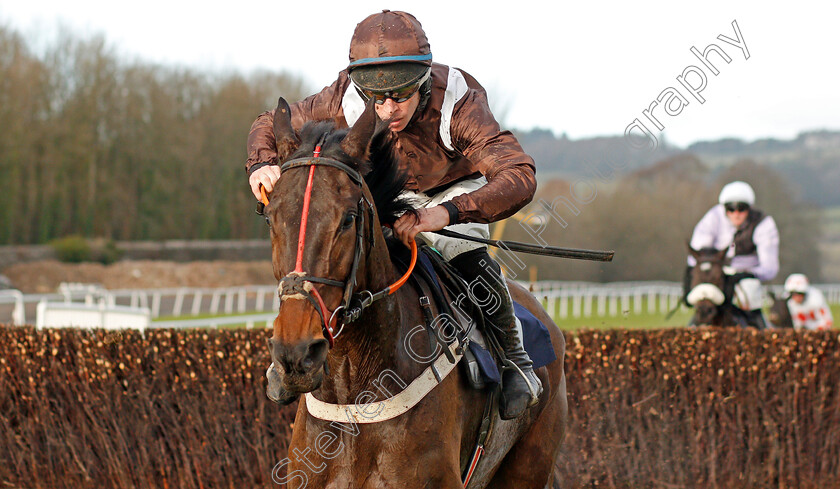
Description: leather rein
261,146,417,348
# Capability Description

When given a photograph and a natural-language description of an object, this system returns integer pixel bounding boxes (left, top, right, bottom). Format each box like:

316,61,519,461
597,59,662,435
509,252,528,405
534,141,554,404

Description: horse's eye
341,212,356,230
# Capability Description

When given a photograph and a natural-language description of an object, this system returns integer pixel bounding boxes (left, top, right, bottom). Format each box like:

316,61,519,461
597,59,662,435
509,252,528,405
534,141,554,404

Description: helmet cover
348,10,432,92
718,181,756,206
784,273,809,294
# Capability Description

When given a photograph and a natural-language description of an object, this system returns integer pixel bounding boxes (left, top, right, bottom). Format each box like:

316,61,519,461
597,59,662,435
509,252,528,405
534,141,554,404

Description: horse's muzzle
266,363,301,405
267,337,329,395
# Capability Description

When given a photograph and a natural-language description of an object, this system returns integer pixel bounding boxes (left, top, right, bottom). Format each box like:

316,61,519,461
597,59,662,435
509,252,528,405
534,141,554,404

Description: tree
0,24,309,243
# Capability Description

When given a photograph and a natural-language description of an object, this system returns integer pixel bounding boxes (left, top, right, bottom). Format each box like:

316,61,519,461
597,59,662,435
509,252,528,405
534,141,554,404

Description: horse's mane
293,121,416,226
366,131,417,225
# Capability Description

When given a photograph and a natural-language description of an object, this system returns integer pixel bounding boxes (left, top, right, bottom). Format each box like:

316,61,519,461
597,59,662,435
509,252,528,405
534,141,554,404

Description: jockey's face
724,203,749,227
374,91,420,132
791,292,806,304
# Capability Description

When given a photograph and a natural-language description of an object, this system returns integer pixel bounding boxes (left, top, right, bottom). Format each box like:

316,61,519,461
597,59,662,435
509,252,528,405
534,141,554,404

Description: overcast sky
1,1,837,148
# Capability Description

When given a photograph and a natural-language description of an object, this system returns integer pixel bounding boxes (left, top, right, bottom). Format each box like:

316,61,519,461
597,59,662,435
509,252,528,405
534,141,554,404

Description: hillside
515,129,840,207
820,206,840,281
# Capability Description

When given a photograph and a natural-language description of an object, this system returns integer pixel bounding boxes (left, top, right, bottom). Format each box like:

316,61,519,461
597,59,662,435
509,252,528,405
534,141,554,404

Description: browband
281,157,364,187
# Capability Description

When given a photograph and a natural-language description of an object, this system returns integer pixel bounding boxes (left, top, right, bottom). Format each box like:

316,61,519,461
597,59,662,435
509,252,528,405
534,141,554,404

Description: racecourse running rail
3,281,840,328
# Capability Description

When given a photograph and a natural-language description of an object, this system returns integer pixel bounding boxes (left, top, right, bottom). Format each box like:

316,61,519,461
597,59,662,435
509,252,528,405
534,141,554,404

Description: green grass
153,311,264,322
540,295,691,330
550,303,840,330
551,308,694,330
152,311,271,330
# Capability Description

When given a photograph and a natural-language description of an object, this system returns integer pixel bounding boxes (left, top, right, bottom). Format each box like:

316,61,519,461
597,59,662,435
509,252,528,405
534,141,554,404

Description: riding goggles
357,68,431,105
724,202,750,213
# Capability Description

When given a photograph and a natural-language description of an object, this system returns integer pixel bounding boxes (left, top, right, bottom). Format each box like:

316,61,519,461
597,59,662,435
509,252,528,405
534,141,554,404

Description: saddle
387,238,556,390
387,238,557,486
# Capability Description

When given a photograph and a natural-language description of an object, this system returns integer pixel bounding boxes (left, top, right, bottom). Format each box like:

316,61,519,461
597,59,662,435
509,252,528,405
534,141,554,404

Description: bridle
261,142,417,348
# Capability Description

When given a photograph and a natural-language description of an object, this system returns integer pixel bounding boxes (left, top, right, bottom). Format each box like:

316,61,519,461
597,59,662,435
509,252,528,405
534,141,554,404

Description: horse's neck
317,232,422,405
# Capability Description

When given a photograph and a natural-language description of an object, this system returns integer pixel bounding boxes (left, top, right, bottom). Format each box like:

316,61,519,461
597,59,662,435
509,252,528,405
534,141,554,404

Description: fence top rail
539,287,684,299
37,301,151,314
523,280,683,290
1,292,64,304
103,285,279,296
0,289,24,299
8,282,840,306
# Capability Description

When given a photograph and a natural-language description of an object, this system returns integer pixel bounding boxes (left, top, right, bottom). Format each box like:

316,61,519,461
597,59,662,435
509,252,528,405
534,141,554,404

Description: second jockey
686,181,780,328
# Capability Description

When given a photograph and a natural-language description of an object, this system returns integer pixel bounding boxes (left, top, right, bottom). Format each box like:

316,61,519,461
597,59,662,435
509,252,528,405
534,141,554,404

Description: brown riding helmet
348,10,432,93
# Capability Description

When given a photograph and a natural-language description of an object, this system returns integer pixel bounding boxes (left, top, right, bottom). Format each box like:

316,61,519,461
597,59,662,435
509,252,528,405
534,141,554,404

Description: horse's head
767,291,793,328
687,245,728,325
263,97,413,403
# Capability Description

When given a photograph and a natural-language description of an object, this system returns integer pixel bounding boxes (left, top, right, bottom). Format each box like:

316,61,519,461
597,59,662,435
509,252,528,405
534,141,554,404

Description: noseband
271,143,416,348
688,256,727,307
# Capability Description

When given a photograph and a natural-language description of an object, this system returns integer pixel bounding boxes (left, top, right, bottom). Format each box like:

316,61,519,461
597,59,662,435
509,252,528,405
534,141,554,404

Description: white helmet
784,273,809,294
718,181,755,206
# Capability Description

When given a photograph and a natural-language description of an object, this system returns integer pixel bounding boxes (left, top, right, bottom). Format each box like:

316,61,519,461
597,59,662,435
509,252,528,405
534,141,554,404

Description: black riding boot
450,249,543,420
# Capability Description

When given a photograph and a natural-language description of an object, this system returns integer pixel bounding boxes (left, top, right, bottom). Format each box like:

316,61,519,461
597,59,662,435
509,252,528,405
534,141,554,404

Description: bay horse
687,245,739,327
263,97,567,488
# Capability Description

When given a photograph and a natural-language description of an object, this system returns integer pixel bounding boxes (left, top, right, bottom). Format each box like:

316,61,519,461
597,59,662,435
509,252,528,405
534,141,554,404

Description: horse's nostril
296,339,329,374
301,357,314,371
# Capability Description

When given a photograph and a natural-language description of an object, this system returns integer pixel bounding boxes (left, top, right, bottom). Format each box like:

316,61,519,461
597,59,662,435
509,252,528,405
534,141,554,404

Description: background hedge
1,327,837,488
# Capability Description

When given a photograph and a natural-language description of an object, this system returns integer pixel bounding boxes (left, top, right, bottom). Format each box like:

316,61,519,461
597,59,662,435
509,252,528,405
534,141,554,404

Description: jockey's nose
378,98,398,118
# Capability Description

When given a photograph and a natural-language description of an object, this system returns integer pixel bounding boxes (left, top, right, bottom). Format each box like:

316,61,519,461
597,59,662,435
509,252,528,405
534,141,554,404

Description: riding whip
258,186,614,262
431,229,614,262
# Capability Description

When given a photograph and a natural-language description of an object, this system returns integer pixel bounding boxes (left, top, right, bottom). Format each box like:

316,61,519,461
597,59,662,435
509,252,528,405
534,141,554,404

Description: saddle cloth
403,243,556,385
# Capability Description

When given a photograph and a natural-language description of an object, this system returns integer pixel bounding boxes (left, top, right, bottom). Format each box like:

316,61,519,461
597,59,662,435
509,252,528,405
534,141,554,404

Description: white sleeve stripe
440,68,469,151
345,69,468,141
341,82,366,127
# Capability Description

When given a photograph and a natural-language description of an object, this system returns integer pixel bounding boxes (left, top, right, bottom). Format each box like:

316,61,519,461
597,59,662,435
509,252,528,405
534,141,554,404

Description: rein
264,151,417,348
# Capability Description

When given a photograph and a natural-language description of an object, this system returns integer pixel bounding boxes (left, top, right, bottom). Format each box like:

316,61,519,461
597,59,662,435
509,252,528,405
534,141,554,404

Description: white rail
36,301,150,331
531,283,684,319
3,282,840,326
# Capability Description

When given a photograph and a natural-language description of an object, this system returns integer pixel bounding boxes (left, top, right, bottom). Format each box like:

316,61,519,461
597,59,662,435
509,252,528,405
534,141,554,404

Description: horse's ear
687,241,699,259
716,247,728,262
768,291,776,300
341,98,379,160
273,97,300,161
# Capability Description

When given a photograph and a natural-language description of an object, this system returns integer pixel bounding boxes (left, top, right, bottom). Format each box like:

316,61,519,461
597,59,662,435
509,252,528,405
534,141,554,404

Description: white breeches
401,176,489,261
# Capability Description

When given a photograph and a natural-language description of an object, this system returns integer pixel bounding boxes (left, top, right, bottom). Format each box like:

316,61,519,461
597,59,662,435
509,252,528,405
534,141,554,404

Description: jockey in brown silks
246,10,542,420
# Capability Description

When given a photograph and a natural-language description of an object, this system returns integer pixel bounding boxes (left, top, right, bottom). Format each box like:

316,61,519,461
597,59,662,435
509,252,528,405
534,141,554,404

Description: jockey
245,10,541,420
685,181,780,328
784,273,834,330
